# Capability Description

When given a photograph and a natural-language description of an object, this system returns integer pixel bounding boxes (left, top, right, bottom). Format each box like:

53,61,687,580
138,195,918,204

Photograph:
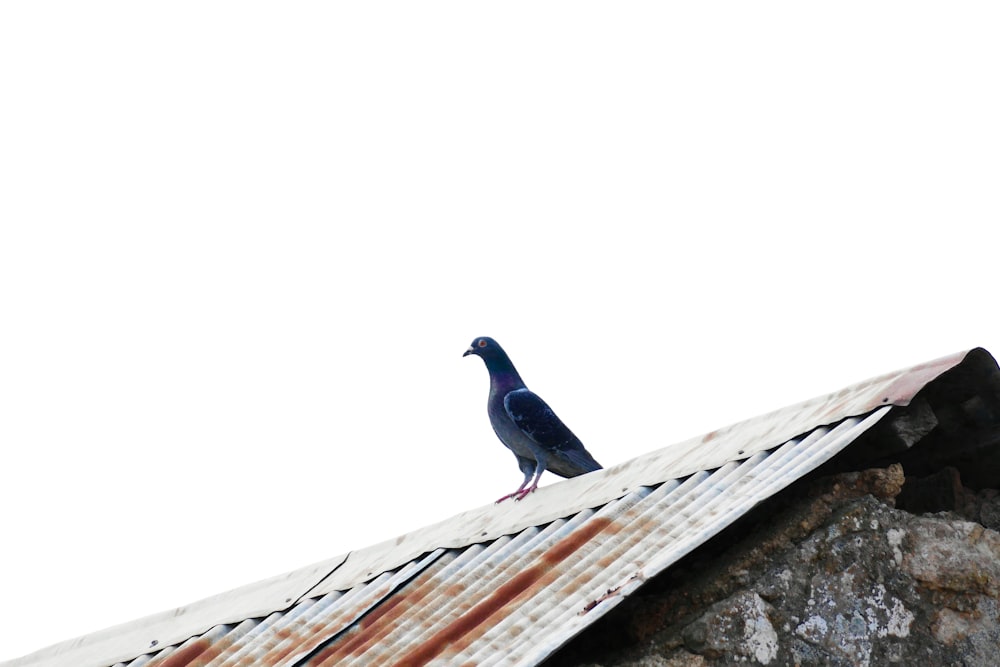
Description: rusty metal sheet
3,554,349,667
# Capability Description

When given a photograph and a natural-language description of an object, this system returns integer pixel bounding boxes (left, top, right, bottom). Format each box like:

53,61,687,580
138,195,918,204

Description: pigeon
463,336,602,502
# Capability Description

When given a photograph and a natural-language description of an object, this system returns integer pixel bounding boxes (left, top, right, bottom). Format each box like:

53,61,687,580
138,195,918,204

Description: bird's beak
463,346,474,357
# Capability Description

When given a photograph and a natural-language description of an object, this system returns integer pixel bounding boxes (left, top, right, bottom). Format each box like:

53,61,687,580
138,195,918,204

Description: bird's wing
503,389,563,445
503,388,602,475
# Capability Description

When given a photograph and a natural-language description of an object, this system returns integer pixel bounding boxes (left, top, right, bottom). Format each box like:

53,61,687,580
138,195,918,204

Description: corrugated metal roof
99,412,889,667
8,557,350,667
6,348,995,667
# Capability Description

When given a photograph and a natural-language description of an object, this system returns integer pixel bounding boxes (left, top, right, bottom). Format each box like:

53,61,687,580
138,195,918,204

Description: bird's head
463,336,503,360
464,336,522,379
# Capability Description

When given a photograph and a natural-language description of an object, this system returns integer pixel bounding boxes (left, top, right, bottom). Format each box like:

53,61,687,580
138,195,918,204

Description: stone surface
545,464,1000,667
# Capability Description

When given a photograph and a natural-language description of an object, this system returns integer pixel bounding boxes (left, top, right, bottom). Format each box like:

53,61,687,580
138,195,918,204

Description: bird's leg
514,456,547,501
496,463,535,503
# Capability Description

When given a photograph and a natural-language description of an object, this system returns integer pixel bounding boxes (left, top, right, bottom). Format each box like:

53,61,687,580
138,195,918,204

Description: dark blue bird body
464,336,602,502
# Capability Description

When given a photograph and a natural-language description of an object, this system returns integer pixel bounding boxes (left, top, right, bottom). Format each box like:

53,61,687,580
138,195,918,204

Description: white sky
2,2,999,661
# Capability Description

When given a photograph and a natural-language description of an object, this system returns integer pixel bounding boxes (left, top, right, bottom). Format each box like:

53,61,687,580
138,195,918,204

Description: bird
463,336,602,502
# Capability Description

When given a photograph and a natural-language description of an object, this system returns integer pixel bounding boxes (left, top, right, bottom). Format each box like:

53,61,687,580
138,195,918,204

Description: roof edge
1,554,348,667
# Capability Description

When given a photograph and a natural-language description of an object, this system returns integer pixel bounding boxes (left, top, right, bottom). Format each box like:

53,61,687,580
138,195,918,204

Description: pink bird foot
514,485,538,501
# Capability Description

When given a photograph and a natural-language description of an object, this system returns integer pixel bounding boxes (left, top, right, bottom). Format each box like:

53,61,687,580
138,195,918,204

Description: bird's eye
478,339,487,348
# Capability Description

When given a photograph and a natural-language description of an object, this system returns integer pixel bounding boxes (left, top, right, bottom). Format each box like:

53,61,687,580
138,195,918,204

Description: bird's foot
513,486,537,501
495,485,537,503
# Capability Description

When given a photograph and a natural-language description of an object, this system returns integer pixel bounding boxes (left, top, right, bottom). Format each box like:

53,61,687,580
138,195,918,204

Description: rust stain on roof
152,638,210,667
394,517,613,667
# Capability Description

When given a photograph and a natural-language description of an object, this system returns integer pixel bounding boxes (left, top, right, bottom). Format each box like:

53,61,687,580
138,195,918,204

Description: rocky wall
547,465,1000,667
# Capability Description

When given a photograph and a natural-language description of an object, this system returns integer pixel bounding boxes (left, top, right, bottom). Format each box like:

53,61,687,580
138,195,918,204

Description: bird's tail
553,446,602,477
